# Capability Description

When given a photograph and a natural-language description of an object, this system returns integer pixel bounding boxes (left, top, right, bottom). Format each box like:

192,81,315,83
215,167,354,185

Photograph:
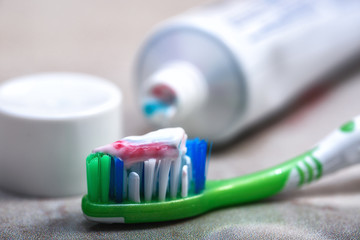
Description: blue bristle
114,157,124,203
197,140,207,193
186,138,208,194
141,162,145,199
109,156,124,203
109,157,115,200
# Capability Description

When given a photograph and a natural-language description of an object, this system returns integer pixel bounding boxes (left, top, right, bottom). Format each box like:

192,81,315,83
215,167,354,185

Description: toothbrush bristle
128,172,140,203
186,138,208,194
181,165,188,198
86,128,208,203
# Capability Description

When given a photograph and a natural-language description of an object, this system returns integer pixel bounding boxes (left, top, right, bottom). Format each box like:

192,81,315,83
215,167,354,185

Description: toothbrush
82,117,360,223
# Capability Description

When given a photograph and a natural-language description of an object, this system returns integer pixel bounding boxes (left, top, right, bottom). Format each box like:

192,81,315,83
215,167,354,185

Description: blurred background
0,0,207,136
1,0,360,238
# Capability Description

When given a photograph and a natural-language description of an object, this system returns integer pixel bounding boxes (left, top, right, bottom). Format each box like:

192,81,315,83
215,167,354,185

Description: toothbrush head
82,128,209,223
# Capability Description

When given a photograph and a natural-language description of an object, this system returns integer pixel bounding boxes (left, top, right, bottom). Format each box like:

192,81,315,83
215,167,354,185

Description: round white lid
0,72,121,120
0,72,122,197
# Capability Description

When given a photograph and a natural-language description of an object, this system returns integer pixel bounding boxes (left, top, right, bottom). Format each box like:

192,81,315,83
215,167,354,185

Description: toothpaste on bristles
87,127,208,203
93,128,187,168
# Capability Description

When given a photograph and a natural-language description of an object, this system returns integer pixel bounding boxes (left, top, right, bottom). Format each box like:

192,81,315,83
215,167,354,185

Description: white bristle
158,160,171,201
153,160,160,198
170,155,181,198
184,155,192,181
181,165,188,198
128,172,140,203
144,158,156,201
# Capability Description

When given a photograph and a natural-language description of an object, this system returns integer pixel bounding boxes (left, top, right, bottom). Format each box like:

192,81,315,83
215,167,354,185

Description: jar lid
0,72,123,197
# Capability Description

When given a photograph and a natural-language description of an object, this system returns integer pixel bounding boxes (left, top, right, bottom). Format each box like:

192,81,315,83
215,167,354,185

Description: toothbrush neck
202,151,321,209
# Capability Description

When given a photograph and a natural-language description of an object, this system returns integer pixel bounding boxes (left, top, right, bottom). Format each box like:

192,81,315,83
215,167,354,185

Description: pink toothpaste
92,127,187,167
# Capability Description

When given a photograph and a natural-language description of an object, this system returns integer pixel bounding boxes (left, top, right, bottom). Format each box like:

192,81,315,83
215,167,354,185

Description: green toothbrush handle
204,117,360,210
82,117,360,223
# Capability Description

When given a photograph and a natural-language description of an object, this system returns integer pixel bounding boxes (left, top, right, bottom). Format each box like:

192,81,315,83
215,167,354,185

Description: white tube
135,0,360,144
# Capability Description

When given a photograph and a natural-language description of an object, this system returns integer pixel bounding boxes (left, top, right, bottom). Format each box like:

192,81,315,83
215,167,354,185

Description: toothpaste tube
135,0,360,144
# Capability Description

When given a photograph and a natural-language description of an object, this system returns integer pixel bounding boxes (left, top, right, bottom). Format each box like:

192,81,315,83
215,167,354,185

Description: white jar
0,73,122,197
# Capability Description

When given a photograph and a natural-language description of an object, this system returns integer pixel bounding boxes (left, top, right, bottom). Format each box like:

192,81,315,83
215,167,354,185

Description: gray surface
1,0,360,239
